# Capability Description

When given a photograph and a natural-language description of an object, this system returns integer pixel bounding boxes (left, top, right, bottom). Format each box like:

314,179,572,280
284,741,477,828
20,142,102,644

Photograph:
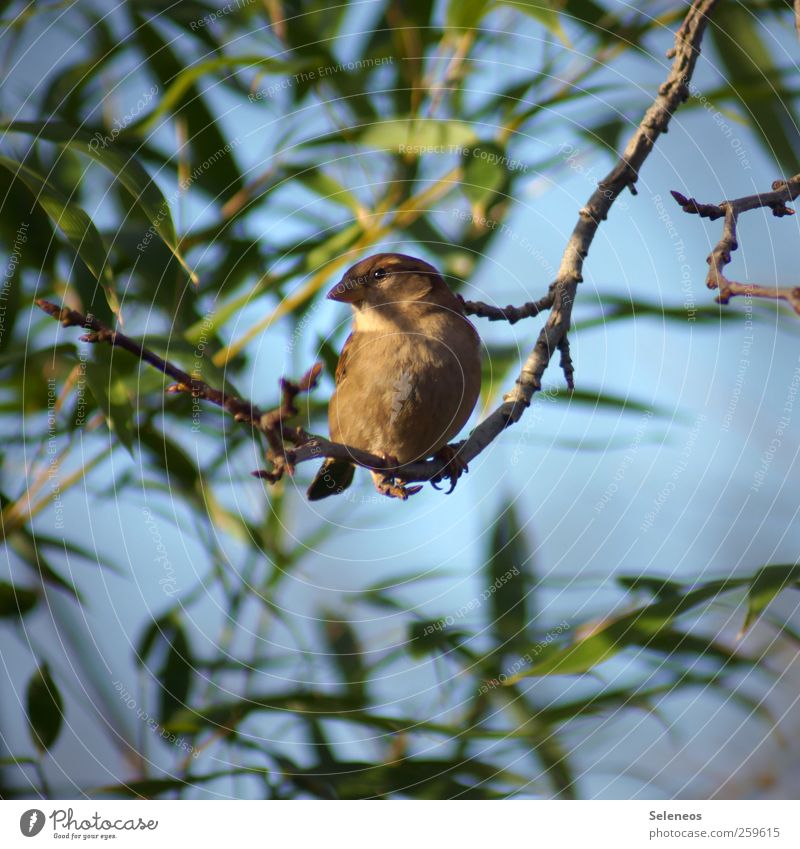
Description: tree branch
441,0,722,470
458,291,554,324
36,0,720,491
37,299,318,478
36,300,268,426
671,176,800,315
35,299,441,482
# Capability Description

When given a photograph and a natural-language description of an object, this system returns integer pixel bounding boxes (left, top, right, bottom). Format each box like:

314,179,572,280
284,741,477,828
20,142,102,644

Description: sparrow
307,253,482,500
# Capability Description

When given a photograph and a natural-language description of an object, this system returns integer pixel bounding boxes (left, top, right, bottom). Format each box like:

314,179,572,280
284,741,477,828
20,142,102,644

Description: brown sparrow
307,253,482,500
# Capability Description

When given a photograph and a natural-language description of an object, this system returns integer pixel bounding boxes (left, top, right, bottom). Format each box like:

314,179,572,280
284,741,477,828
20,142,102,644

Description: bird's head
326,253,447,310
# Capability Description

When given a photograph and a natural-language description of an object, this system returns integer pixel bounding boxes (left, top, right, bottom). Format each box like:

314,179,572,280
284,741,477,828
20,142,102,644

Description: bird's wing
335,332,355,386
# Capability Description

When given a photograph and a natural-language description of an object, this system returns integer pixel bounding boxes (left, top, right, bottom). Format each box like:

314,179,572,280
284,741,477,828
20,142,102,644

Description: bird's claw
430,444,469,494
375,479,423,500
371,452,423,500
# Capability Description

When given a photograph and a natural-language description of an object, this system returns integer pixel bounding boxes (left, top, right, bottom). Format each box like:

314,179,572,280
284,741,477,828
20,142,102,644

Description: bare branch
671,176,800,315
37,300,317,473
557,334,575,391
459,291,554,324
447,0,721,466
36,299,267,427
36,299,442,482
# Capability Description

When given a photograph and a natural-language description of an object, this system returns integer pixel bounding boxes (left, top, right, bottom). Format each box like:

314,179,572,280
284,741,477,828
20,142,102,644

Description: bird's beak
326,276,364,304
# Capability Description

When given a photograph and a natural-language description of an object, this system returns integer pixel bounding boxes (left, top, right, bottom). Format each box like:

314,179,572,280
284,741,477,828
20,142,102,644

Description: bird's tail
306,458,355,500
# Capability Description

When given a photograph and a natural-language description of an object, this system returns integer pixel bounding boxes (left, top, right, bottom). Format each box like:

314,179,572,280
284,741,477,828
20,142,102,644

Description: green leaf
315,335,341,379
305,222,363,273
358,118,478,152
0,756,37,767
573,293,737,332
91,777,191,799
136,618,162,668
8,530,82,601
166,692,362,736
507,576,749,681
446,0,491,31
499,1,570,46
158,620,192,724
322,613,366,705
281,1,350,55
617,574,683,601
743,564,800,633
0,237,21,353
407,620,466,658
579,118,627,156
461,142,510,208
711,7,800,175
35,532,124,577
446,0,568,45
26,664,64,753
69,261,115,326
552,387,664,418
83,351,136,456
0,155,119,316
127,55,299,136
295,169,366,218
128,15,244,197
40,13,122,122
0,121,195,285
138,425,203,508
137,613,194,724
639,627,748,666
139,336,238,397
487,502,531,650
0,581,38,617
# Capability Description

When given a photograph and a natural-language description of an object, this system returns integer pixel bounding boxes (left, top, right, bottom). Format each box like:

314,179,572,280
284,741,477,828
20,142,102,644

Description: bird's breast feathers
329,308,481,462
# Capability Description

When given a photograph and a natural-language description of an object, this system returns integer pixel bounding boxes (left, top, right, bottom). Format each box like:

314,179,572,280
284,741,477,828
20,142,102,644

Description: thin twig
459,291,554,324
36,300,265,427
36,300,316,471
36,299,430,481
671,177,800,315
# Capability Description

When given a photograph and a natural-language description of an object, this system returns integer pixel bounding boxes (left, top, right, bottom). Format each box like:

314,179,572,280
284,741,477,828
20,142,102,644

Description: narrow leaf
26,664,64,753
358,118,477,152
743,564,800,634
1,121,195,285
83,353,136,456
500,1,570,46
322,613,366,704
158,619,192,724
0,581,38,617
507,576,750,681
0,155,118,316
487,502,531,650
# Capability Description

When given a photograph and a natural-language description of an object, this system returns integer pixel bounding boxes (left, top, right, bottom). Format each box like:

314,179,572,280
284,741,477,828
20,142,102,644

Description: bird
307,252,482,500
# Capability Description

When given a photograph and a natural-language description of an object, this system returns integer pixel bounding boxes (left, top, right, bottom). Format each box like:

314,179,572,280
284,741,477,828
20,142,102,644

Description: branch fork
672,176,800,315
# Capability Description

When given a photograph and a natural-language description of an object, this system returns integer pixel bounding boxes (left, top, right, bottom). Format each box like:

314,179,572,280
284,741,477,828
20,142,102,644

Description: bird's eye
372,267,387,280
